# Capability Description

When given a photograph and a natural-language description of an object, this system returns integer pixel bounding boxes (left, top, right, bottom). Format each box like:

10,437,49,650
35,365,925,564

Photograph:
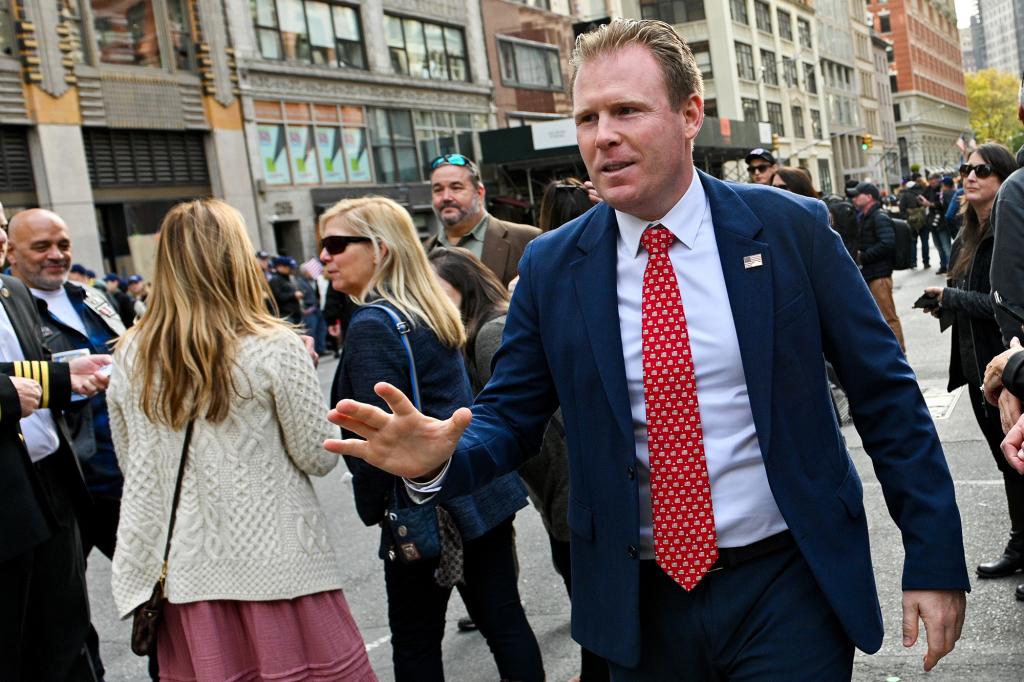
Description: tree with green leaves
966,69,1022,148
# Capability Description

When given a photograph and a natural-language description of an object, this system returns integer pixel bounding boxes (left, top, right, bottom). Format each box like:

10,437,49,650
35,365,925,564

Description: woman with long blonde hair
108,199,376,681
321,196,543,682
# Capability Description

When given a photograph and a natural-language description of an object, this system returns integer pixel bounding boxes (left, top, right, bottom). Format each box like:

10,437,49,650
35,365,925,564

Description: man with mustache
425,154,539,286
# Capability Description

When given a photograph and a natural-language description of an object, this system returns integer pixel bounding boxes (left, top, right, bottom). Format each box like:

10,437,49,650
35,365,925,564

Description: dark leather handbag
364,304,463,585
130,419,195,656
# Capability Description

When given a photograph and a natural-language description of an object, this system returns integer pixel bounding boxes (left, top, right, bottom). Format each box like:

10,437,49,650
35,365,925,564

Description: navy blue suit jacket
439,171,970,667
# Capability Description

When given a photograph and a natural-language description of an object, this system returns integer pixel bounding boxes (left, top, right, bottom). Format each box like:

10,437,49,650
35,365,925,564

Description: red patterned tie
641,224,718,591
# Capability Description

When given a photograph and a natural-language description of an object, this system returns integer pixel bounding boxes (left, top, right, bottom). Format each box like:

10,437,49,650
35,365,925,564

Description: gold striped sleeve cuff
12,361,51,407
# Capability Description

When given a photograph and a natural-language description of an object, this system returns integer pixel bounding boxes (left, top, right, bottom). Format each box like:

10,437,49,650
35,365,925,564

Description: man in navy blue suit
327,19,968,680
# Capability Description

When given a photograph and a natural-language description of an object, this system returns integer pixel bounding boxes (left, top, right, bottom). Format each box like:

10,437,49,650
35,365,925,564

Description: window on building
791,105,805,138
782,56,798,86
818,159,833,194
370,108,419,183
761,49,777,85
167,0,195,70
860,69,873,98
777,9,792,40
386,15,467,81
767,101,784,136
886,44,894,63
704,98,717,118
0,0,13,58
889,73,898,93
754,1,772,32
797,17,812,48
690,40,712,79
639,0,705,23
414,110,486,172
742,97,760,123
255,101,373,186
252,0,365,68
893,102,901,121
90,0,162,67
804,62,817,93
810,109,822,138
730,0,748,24
511,0,550,8
498,37,562,89
735,41,755,81
878,13,890,32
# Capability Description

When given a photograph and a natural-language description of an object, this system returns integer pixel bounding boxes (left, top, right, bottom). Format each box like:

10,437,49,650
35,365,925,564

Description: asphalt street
89,261,1024,681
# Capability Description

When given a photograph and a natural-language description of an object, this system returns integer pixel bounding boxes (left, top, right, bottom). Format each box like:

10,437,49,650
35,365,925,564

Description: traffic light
771,133,780,151
859,134,873,150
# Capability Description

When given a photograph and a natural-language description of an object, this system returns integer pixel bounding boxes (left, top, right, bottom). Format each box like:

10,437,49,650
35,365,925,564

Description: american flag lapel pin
743,254,763,269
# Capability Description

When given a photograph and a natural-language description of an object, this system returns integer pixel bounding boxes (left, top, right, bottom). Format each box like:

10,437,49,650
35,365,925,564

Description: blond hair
570,19,703,111
120,199,290,429
318,196,466,348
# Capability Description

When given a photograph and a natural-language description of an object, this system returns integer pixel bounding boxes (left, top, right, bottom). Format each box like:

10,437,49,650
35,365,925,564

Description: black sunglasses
747,165,771,175
320,235,371,255
430,153,471,170
960,163,994,179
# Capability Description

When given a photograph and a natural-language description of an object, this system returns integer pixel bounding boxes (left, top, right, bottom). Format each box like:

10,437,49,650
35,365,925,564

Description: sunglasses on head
960,163,994,179
748,165,771,175
320,235,371,255
430,153,471,170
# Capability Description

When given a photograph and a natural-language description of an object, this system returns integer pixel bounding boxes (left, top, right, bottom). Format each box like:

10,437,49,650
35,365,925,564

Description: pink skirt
157,590,377,682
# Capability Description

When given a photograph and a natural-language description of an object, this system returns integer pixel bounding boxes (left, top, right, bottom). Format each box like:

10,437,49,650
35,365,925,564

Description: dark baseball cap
255,250,271,259
70,264,88,275
272,256,297,269
745,148,777,165
852,182,881,201
844,179,860,198
103,273,121,283
127,274,143,284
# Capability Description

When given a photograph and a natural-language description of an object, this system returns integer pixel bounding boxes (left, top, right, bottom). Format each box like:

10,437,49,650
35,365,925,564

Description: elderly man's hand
984,337,1023,405
11,376,41,417
999,389,1023,434
69,354,112,397
1001,414,1024,474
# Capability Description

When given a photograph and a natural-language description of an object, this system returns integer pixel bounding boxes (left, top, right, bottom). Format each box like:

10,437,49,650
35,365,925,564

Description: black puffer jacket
943,229,1002,391
857,203,895,282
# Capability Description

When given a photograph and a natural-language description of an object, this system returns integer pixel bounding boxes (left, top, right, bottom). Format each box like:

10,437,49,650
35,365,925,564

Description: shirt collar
437,214,489,246
615,174,708,257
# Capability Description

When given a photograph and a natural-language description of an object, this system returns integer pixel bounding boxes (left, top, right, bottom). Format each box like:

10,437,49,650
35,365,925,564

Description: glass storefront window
258,123,291,185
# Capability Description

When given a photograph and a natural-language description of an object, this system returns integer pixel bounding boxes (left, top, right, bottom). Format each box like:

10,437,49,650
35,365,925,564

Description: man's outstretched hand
325,382,471,479
69,354,112,397
902,589,966,672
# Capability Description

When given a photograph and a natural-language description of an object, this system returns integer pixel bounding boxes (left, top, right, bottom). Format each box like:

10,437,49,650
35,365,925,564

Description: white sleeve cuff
402,458,452,503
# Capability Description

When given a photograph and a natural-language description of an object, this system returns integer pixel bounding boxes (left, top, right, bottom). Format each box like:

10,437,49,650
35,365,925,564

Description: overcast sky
954,0,973,27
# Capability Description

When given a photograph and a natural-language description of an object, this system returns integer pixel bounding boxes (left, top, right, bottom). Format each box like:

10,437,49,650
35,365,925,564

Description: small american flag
302,257,324,278
743,254,763,269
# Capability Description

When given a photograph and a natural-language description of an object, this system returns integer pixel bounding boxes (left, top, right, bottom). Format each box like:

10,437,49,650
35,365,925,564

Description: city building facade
0,0,249,276
629,0,835,192
975,0,1023,76
866,0,970,176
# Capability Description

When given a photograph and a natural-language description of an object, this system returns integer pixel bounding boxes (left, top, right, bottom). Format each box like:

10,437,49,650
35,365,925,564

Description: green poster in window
287,125,319,183
257,124,291,185
316,127,345,183
343,127,371,182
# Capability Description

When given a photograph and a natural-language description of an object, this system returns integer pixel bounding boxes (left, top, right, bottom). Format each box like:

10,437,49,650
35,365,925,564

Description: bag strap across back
158,419,196,593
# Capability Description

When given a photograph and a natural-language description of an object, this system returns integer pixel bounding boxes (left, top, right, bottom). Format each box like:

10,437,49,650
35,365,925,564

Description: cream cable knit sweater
108,330,343,618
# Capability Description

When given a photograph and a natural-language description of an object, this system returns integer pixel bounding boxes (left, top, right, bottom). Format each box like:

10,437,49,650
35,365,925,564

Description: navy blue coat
332,303,526,542
437,171,969,667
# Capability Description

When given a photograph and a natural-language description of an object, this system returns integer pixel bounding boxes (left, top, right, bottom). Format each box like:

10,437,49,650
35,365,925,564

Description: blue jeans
302,311,327,355
913,225,931,267
932,228,952,270
383,516,543,682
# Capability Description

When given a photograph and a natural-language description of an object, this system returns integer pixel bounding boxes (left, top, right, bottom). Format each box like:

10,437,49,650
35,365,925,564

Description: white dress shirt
617,175,787,556
0,300,60,462
411,177,789,553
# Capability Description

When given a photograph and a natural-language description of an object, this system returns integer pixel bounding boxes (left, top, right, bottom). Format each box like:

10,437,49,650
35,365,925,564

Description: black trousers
383,516,544,682
607,542,853,681
0,455,95,681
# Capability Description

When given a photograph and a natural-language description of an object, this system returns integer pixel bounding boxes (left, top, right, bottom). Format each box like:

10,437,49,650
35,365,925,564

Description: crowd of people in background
2,16,1024,682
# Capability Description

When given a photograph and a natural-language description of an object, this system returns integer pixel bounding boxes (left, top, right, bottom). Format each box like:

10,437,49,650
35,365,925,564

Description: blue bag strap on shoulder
362,303,421,410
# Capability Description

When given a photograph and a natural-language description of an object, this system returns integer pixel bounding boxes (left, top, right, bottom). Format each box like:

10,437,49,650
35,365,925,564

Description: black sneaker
457,617,478,632
1017,584,1024,601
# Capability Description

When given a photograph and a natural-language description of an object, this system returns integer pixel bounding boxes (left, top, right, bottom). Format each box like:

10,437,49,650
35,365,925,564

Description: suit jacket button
627,545,638,559
626,465,636,480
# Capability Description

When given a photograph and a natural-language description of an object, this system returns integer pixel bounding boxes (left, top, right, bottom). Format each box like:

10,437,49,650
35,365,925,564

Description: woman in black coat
922,143,1020,582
